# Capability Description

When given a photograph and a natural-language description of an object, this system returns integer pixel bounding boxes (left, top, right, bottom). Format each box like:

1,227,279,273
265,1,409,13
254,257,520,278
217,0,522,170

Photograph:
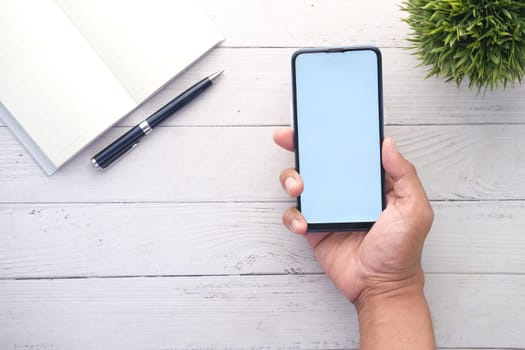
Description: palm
309,199,424,302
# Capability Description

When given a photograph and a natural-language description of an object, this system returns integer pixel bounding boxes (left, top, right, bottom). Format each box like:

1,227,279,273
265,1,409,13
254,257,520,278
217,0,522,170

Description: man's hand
274,128,435,349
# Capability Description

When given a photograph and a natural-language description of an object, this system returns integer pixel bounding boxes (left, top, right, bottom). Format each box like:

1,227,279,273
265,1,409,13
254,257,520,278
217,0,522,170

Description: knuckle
426,203,435,224
279,168,294,181
418,202,434,229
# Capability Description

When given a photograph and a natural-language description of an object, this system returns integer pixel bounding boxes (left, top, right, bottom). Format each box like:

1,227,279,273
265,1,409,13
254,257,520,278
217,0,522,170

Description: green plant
401,0,525,92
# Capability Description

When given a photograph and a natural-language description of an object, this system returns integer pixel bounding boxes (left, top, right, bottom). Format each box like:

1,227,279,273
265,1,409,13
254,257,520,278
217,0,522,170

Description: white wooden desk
1,1,525,349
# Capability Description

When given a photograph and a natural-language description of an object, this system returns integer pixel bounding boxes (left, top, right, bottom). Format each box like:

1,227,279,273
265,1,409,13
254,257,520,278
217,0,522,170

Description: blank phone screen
294,48,383,225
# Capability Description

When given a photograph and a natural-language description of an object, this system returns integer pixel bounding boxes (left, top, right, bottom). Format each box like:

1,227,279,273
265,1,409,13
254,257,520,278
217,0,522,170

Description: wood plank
199,0,410,48
0,126,290,202
0,274,523,349
1,125,524,202
130,48,525,126
424,201,525,274
0,202,316,278
3,48,523,130
395,125,525,200
1,201,524,278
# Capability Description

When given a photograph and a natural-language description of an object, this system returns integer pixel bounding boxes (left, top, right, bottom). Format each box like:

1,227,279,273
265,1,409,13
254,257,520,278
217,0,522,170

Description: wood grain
396,125,525,201
199,0,410,48
0,274,523,349
1,201,524,278
3,48,522,129
424,201,525,274
1,125,524,202
90,47,525,126
127,48,525,126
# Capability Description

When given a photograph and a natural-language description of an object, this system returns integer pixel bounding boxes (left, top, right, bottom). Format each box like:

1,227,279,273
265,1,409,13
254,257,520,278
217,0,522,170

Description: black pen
91,71,223,169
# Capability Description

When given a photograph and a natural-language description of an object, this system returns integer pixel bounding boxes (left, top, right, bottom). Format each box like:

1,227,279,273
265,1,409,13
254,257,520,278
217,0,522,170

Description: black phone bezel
291,46,386,232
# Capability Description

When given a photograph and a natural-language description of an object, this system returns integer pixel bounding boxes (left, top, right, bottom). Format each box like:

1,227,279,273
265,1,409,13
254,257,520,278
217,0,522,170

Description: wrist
355,269,435,349
355,269,425,314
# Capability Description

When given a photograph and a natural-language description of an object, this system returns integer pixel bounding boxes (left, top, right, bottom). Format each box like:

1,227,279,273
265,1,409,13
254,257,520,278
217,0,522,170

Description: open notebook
0,0,223,175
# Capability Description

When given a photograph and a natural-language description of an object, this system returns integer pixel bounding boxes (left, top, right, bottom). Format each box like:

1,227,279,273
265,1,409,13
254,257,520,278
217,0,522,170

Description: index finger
273,128,295,152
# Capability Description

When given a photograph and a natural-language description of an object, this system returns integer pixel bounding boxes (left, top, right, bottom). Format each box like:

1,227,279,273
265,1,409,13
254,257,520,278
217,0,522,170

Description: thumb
382,137,428,202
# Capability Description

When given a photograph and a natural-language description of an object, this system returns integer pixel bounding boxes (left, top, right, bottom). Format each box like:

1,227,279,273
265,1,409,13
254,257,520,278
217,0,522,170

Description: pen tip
209,70,224,83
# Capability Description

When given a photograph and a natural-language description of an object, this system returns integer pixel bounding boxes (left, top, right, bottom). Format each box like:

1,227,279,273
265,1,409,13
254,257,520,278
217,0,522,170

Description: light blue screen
295,49,382,224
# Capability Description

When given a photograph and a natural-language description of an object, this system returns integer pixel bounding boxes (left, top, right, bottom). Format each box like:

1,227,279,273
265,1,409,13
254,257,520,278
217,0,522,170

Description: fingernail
285,177,296,192
291,219,301,233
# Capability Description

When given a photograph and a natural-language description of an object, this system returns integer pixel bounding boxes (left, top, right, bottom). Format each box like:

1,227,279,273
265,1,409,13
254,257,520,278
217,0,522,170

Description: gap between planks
1,272,524,282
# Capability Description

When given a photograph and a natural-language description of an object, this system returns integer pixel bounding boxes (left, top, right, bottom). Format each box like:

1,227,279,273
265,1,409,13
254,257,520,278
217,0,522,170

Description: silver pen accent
91,158,100,168
139,120,152,134
208,70,224,83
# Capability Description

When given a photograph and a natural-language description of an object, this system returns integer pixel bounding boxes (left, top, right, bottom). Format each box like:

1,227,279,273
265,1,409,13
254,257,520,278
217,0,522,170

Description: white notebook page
0,0,136,171
55,0,225,102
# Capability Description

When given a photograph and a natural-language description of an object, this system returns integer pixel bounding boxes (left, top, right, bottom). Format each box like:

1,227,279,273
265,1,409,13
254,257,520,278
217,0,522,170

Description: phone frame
291,46,386,232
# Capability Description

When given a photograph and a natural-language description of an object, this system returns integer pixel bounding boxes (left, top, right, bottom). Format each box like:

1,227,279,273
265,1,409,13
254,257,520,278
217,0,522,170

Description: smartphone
291,46,385,232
